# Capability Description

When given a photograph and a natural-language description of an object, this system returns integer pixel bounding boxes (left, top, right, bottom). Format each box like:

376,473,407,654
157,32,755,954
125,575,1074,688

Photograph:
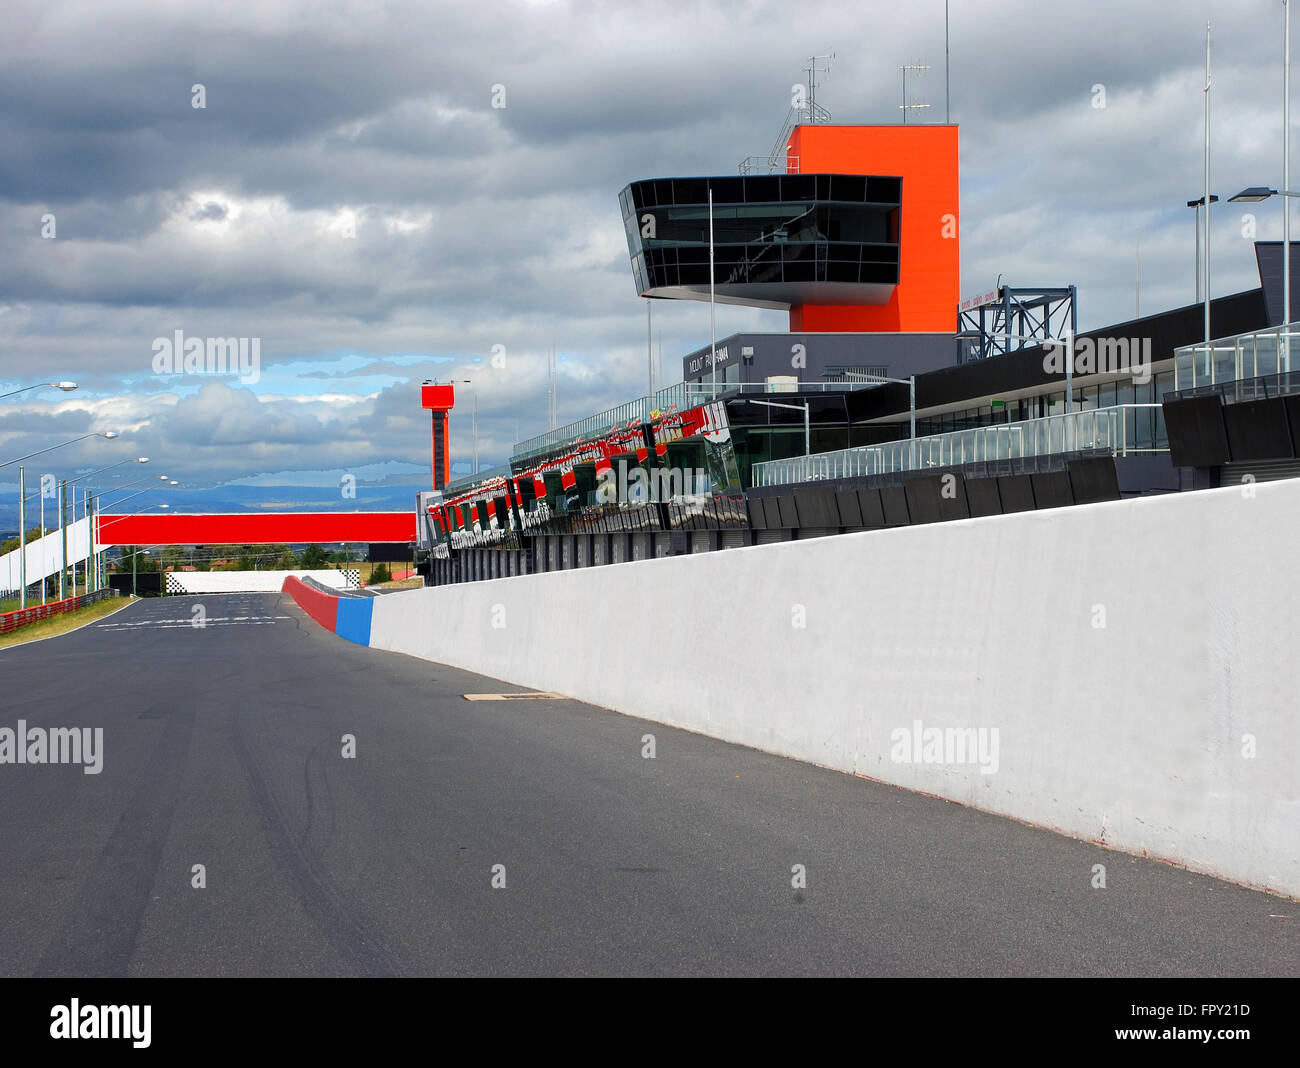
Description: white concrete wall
369,480,1300,898
164,569,350,594
0,517,90,591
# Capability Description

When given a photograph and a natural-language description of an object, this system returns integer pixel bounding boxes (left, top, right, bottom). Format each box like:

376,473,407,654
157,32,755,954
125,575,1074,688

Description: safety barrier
281,576,373,646
165,569,358,594
0,588,119,636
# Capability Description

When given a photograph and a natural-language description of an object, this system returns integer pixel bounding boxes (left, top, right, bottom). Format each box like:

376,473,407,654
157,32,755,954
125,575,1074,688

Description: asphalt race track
0,593,1295,977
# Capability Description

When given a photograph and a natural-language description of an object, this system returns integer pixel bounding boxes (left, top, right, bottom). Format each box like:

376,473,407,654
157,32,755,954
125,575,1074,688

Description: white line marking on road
96,615,292,629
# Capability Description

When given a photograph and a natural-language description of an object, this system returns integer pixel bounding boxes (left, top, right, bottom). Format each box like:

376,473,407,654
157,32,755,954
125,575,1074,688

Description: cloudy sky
0,0,1291,510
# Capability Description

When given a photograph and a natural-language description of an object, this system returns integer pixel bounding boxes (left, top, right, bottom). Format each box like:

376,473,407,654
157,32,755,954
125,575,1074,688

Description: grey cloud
0,0,1286,489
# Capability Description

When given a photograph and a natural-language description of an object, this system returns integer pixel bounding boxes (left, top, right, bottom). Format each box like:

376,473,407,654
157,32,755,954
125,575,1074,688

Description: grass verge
0,596,134,650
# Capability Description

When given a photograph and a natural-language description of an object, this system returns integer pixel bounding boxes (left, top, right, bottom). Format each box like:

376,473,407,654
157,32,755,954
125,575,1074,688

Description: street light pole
0,381,77,401
840,371,919,435
1187,196,1219,303
17,467,26,610
87,491,95,593
0,429,120,471
39,487,45,605
58,480,66,600
1229,183,1300,367
1194,201,1200,303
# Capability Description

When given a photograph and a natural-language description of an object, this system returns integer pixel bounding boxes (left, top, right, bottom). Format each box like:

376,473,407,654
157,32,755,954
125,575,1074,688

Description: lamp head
1228,187,1277,203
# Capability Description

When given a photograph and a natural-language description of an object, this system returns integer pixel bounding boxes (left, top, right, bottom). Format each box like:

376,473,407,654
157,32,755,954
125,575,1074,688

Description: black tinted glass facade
620,175,901,301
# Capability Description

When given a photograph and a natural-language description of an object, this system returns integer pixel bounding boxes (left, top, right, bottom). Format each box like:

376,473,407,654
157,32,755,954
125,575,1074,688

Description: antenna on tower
739,53,835,174
805,53,835,123
899,63,932,124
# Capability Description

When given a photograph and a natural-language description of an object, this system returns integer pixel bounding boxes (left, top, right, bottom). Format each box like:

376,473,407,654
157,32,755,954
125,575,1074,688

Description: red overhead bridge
94,512,417,547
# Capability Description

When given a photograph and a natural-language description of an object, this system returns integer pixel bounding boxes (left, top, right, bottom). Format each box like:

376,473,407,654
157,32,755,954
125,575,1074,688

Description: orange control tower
620,123,960,336
786,124,960,333
420,381,455,490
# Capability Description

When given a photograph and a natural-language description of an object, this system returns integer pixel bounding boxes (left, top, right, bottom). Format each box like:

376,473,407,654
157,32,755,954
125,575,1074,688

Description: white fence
163,569,359,594
0,517,91,592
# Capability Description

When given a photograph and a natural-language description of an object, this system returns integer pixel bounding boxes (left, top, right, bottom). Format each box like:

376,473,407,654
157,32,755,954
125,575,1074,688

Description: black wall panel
1066,457,1121,505
776,495,801,528
1030,471,1073,510
368,542,413,562
109,572,162,595
793,485,840,528
933,473,972,522
1223,397,1294,461
904,475,944,524
997,473,1036,513
1285,395,1300,456
965,476,1002,517
834,489,863,527
857,488,885,527
1163,395,1230,467
880,485,910,526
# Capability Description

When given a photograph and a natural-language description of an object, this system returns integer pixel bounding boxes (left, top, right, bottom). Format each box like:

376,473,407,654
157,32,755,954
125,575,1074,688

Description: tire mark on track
34,704,197,977
231,708,405,977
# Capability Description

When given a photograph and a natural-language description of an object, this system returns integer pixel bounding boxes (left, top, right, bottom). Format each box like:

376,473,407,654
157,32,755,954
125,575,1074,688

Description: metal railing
511,379,876,462
1174,322,1300,391
750,404,1166,487
442,463,513,496
1168,368,1300,404
513,383,691,460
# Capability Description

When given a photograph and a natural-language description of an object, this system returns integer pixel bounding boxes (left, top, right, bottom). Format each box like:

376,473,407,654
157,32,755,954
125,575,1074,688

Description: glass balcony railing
750,404,1166,488
512,380,875,462
1173,323,1300,391
512,383,691,460
442,464,513,496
